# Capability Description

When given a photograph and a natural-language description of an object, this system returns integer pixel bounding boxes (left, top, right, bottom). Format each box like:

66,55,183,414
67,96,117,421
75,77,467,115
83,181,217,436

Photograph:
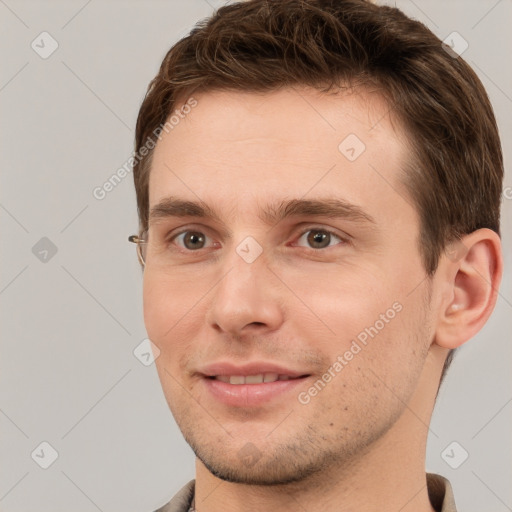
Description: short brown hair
132,0,503,380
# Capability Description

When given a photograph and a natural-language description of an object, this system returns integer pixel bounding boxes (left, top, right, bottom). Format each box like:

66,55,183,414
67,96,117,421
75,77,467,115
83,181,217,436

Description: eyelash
166,225,350,254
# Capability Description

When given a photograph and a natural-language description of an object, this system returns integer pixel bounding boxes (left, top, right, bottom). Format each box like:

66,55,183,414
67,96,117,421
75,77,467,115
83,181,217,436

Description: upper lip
198,361,310,378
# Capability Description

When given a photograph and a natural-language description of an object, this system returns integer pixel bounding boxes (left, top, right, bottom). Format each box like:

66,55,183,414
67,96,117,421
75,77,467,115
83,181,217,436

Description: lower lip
203,376,309,407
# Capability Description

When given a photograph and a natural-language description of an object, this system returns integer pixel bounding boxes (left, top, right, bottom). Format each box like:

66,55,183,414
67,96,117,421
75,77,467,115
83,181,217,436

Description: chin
199,454,322,486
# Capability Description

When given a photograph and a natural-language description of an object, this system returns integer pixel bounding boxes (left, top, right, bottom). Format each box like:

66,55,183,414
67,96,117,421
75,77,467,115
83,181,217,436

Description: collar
159,472,457,512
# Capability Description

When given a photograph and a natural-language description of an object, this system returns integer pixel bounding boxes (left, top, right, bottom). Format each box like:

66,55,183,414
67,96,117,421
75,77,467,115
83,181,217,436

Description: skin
142,86,502,512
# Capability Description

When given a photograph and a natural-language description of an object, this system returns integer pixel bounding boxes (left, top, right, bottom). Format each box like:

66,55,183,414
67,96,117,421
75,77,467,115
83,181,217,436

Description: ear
434,228,503,349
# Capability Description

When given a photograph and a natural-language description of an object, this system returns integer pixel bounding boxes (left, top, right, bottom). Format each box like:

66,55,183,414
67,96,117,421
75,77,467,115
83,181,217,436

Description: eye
165,226,348,254
172,230,213,251
295,227,347,250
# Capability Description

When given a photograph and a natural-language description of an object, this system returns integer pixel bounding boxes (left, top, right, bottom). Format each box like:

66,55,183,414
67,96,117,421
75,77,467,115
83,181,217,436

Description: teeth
245,374,263,384
213,373,292,384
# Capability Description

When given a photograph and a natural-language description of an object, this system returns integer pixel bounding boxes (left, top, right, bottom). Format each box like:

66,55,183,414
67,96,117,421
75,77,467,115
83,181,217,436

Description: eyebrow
148,196,376,227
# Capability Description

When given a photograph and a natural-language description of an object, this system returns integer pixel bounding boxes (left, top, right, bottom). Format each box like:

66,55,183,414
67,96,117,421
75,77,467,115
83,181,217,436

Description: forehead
148,86,414,225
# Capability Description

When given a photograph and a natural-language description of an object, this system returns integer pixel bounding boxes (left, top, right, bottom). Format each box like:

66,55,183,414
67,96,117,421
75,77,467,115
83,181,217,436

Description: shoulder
427,473,457,512
153,480,195,512
153,475,457,512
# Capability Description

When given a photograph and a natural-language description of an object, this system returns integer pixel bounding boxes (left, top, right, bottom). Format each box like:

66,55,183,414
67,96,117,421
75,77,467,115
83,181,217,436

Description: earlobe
435,229,503,349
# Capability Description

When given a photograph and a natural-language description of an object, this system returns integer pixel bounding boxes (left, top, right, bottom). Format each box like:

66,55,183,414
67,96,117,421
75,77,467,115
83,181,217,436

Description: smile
208,373,306,384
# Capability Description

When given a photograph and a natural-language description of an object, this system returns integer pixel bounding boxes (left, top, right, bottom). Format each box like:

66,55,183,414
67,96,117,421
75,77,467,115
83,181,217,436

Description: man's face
143,87,436,484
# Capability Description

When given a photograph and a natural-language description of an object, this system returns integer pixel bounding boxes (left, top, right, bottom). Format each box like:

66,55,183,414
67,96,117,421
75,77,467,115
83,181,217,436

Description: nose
205,245,285,337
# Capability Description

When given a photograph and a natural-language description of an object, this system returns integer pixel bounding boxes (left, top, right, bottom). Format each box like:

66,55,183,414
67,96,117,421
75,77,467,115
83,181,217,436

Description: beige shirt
154,472,457,512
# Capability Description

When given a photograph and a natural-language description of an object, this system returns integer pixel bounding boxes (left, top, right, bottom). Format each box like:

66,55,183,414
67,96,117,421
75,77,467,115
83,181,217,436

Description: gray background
0,1,510,511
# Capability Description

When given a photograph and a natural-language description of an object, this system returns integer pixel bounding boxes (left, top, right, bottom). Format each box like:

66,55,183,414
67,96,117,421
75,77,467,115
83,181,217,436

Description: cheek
286,262,429,384
281,262,393,337
143,273,166,339
143,271,204,405
142,270,201,342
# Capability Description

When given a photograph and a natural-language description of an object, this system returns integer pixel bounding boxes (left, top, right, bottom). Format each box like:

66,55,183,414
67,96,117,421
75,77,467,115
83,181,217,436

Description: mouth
206,373,310,384
199,364,312,407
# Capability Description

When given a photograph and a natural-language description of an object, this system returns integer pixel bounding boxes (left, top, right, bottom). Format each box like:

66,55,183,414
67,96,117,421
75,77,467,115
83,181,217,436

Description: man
128,1,503,511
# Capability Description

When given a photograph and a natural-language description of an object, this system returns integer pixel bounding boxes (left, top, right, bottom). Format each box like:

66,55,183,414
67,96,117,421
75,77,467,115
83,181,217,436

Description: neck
193,345,447,512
